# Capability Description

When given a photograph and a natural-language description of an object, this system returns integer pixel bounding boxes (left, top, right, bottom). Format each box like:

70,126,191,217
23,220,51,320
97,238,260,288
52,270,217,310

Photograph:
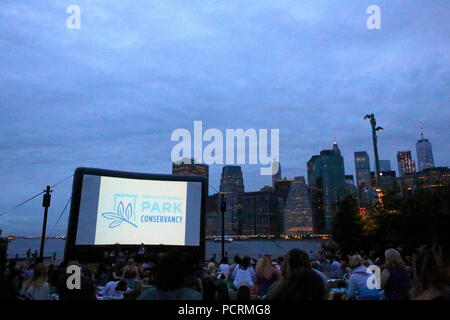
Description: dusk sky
0,0,449,236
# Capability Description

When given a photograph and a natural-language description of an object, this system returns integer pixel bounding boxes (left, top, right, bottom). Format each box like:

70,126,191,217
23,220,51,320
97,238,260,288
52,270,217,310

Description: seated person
100,280,130,299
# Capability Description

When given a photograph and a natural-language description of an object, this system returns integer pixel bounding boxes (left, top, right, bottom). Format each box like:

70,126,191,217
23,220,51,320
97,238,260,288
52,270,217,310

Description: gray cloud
0,0,449,235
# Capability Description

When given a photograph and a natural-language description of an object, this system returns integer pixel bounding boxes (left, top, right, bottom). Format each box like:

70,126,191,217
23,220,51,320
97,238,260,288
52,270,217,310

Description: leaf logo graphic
102,201,138,228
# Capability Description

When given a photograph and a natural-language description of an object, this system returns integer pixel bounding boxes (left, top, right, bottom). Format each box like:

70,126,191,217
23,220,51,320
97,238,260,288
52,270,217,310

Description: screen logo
101,199,138,229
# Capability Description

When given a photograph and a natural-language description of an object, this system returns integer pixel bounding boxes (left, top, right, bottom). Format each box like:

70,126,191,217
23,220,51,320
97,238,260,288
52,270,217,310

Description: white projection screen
64,168,206,262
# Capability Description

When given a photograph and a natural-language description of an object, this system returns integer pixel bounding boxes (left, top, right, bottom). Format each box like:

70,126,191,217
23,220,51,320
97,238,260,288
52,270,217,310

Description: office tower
415,167,450,190
416,133,435,171
219,166,244,235
370,172,377,187
172,158,209,192
274,179,292,200
397,151,416,177
272,160,282,187
307,140,346,234
281,176,313,237
205,193,220,237
354,151,372,207
345,175,358,198
379,171,397,191
242,189,281,236
379,160,392,172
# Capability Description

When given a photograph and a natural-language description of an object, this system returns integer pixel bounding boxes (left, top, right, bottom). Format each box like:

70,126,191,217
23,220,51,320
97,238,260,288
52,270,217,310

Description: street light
364,114,383,187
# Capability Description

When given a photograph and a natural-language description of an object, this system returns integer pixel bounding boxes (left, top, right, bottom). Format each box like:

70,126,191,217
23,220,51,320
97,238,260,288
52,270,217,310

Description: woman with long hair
20,263,50,300
381,248,411,300
255,255,280,297
122,258,140,289
267,249,325,300
233,256,255,289
410,245,450,300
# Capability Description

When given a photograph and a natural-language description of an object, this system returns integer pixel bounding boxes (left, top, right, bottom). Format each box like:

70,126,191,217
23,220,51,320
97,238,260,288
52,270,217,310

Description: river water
7,238,325,261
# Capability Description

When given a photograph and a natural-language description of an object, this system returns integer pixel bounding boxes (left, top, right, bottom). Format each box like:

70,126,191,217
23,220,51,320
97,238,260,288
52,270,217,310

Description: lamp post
220,193,226,261
39,186,52,260
364,114,383,187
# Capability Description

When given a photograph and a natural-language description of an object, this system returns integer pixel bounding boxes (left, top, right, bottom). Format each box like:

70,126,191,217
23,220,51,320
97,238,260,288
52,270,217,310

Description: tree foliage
331,195,365,255
332,186,450,257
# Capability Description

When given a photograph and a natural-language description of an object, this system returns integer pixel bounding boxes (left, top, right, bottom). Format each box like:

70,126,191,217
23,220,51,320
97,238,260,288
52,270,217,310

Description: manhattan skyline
0,0,449,236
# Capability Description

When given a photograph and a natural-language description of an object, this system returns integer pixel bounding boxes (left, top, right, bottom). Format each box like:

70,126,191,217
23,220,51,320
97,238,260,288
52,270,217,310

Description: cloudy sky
0,0,449,236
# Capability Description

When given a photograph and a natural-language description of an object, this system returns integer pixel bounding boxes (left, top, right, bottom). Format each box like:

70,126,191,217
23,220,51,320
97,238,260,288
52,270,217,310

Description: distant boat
214,235,233,242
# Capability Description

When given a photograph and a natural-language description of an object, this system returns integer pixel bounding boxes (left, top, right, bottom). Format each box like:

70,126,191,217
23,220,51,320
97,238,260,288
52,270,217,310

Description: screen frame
64,167,207,263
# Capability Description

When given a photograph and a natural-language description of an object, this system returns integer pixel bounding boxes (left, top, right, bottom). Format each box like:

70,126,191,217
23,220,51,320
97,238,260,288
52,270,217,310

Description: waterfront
6,238,326,261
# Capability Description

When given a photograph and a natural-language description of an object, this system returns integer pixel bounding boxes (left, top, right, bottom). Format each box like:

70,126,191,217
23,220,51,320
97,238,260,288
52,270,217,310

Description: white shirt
100,281,129,299
233,266,255,288
219,264,231,277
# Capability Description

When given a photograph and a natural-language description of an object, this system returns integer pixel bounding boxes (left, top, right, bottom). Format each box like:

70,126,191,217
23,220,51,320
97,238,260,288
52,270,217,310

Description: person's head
220,257,229,265
411,245,450,298
236,285,251,300
154,251,189,291
206,262,216,275
29,263,48,287
384,248,406,270
185,275,202,294
283,249,310,278
273,269,325,300
256,254,273,276
240,256,251,270
32,263,47,279
349,255,364,269
127,258,135,267
234,255,241,265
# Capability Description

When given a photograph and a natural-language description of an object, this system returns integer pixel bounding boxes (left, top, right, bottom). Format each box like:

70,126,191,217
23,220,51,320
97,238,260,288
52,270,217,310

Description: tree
367,185,450,256
332,195,366,255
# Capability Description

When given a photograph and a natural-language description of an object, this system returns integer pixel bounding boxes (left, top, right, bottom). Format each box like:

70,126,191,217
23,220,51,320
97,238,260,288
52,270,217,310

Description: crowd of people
1,242,449,300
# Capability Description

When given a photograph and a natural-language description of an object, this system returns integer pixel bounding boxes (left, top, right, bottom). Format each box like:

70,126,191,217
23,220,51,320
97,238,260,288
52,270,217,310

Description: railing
7,251,65,262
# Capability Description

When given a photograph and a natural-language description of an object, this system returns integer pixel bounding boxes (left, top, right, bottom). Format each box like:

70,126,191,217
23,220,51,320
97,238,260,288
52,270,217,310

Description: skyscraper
172,158,209,191
416,133,435,171
379,160,392,172
415,167,450,190
205,193,220,237
219,166,244,235
281,176,313,237
354,151,372,207
242,189,281,236
397,151,416,177
378,170,397,191
307,140,346,234
345,175,358,198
